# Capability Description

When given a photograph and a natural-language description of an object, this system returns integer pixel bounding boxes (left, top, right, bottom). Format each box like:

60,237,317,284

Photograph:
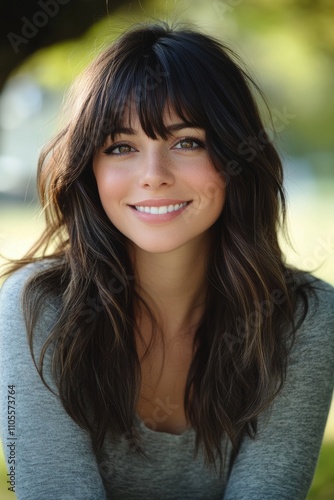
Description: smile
134,202,189,214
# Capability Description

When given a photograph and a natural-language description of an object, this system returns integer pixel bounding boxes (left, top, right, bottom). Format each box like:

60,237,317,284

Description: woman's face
93,108,226,254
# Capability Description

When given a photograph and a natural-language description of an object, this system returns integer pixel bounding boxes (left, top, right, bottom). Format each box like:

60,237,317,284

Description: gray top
0,263,334,500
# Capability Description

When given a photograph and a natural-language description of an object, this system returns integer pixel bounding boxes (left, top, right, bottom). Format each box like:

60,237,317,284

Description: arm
0,265,107,500
224,280,334,500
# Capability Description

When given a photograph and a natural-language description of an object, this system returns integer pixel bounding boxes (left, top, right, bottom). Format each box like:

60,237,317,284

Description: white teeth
135,202,188,214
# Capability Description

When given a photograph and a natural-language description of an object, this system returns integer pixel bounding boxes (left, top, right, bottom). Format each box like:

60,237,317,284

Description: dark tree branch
0,0,129,91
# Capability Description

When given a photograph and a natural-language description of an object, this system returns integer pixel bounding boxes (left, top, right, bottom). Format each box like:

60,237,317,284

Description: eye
103,143,136,155
173,137,205,150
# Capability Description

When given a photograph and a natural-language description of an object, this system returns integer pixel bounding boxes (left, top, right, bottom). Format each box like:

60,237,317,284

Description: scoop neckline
134,413,193,438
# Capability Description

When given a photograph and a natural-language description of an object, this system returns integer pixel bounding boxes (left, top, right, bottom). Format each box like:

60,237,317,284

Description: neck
131,236,210,339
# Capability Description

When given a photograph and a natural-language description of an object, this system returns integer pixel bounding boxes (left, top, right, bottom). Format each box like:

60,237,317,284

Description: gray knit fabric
1,263,333,499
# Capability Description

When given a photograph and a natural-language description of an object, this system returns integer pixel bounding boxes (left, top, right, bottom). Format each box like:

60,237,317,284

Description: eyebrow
113,122,202,136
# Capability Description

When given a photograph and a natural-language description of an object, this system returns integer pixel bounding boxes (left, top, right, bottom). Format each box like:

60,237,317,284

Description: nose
138,149,174,189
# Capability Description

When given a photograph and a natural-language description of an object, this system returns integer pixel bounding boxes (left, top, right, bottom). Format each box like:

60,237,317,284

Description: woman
0,21,333,499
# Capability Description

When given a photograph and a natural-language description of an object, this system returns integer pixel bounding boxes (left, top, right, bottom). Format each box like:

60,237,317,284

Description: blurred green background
0,0,333,498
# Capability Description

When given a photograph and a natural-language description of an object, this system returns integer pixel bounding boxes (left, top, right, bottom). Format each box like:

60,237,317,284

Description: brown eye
103,144,134,155
117,145,132,154
174,137,205,151
179,139,195,149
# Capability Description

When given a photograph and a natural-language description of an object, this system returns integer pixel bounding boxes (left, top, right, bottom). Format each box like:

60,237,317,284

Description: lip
130,199,190,207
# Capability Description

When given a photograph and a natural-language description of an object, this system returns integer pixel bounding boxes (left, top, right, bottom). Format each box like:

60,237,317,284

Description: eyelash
102,136,206,156
174,137,206,150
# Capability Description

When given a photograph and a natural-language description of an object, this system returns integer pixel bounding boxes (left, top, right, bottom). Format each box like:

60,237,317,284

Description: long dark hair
2,21,314,476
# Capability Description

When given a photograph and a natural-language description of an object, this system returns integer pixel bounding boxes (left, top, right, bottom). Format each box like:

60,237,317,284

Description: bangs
79,24,259,172
95,37,214,145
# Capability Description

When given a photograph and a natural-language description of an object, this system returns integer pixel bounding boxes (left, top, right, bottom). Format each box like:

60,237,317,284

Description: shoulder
0,259,56,296
0,261,63,394
295,274,334,342
1,262,41,317
288,274,334,386
0,260,62,340
224,276,334,499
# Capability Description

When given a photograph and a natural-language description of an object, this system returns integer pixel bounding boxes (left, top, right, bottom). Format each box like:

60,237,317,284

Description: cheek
197,167,226,209
203,178,225,201
94,166,128,204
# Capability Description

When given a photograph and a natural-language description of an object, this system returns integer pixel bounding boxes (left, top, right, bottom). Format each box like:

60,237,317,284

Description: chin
128,231,210,255
131,240,187,255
